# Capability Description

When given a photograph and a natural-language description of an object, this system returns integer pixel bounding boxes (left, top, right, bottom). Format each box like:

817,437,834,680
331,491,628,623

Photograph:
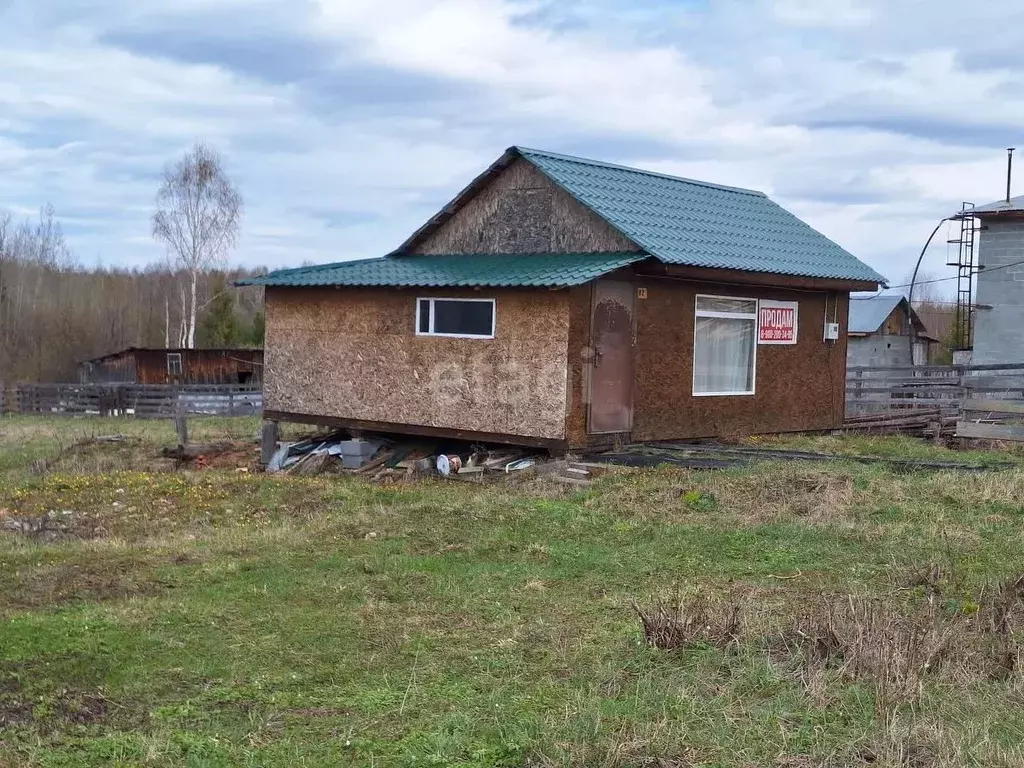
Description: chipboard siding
263,286,572,440
409,159,640,256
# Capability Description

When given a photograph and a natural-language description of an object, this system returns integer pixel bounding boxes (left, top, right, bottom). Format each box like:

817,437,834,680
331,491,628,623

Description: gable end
404,157,641,256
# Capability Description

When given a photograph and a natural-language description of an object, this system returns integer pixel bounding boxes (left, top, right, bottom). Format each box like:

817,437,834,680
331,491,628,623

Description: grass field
3,415,1024,767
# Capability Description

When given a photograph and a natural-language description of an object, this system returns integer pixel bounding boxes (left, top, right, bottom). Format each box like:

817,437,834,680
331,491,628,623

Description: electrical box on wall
823,322,840,341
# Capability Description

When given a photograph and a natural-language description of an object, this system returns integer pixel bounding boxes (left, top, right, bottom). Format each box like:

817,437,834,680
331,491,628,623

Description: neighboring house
79,347,263,385
962,196,1024,365
240,146,884,449
913,304,955,353
848,295,938,367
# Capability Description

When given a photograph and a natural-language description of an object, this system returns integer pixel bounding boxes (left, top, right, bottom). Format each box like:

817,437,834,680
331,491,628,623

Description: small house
242,147,885,449
848,295,938,367
79,347,263,385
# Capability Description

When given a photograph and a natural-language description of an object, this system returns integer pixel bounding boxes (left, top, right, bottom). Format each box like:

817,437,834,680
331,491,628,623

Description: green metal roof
243,147,885,290
237,252,645,288
514,147,886,284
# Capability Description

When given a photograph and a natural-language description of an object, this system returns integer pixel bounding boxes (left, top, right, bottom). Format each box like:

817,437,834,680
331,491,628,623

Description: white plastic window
693,295,757,396
416,298,495,339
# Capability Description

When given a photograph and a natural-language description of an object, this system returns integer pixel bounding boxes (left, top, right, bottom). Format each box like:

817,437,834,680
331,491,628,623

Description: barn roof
848,294,936,339
244,146,885,289
238,252,645,288
80,347,263,364
849,295,906,334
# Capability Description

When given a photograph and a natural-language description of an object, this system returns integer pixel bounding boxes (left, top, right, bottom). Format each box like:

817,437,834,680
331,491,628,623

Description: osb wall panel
410,158,640,255
630,279,848,441
564,283,593,447
264,286,571,440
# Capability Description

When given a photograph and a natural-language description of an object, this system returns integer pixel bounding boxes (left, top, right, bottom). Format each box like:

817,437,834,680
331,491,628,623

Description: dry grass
631,593,743,651
635,573,1024,713
591,464,858,525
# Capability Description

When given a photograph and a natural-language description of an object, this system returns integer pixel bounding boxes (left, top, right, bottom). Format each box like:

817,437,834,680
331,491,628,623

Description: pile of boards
840,407,956,438
266,431,540,481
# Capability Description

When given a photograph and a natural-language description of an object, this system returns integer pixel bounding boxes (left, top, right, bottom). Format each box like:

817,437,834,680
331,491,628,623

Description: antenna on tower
1007,147,1016,203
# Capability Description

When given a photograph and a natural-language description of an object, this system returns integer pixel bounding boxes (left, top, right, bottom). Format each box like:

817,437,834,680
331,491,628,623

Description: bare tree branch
152,141,243,348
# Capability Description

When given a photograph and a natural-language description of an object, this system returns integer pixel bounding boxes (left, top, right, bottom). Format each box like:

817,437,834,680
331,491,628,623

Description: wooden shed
848,295,939,367
79,347,263,385
242,147,885,449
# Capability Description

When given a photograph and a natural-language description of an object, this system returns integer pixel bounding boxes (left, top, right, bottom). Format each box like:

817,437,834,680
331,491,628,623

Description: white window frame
167,353,183,376
692,294,758,397
415,297,496,339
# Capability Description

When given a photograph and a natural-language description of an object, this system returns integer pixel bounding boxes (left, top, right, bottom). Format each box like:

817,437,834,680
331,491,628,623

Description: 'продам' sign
758,300,798,345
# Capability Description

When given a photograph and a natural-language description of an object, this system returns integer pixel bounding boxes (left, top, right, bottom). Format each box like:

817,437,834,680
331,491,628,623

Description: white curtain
694,316,755,394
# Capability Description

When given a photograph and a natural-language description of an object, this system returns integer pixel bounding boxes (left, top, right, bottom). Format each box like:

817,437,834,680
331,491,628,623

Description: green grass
2,418,1024,766
748,431,1024,464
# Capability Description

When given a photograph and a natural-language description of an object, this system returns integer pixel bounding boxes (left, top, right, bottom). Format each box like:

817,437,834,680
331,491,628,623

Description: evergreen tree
248,309,265,346
197,274,240,347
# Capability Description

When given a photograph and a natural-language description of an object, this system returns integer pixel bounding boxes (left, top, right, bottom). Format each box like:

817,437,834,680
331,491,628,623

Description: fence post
174,396,189,448
260,420,279,466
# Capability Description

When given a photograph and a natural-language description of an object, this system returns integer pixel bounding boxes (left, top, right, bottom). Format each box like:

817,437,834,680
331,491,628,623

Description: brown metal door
588,280,635,434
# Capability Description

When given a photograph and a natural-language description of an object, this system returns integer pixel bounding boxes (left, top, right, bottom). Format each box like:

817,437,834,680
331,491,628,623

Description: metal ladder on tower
946,202,977,350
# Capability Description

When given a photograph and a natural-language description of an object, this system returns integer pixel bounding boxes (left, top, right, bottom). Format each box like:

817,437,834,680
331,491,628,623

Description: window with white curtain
692,295,757,396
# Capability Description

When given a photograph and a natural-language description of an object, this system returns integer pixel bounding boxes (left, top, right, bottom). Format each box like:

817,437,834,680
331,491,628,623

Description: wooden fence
957,398,1024,442
846,363,1024,416
0,383,262,418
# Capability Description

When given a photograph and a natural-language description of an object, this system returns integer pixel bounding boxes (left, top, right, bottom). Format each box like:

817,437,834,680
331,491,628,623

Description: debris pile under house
265,431,546,482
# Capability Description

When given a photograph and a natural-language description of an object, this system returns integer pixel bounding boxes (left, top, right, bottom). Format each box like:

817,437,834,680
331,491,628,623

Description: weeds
634,573,1024,713
631,593,742,651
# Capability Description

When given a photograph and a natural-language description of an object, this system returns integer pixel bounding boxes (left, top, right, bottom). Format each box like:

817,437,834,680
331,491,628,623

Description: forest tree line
0,206,265,383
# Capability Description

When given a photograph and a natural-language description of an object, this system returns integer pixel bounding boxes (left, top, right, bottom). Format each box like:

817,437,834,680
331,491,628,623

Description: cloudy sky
2,0,1022,290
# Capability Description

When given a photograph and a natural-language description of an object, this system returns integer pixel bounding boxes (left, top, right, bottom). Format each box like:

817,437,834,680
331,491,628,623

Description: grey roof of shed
848,294,936,340
849,295,905,334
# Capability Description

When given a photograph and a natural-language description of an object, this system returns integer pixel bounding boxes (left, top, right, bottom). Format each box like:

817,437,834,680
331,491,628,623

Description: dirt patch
173,444,258,472
0,666,34,728
34,435,258,476
0,660,116,730
0,556,175,611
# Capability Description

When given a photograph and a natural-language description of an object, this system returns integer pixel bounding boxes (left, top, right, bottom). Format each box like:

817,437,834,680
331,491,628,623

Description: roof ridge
514,146,767,198
269,257,386,275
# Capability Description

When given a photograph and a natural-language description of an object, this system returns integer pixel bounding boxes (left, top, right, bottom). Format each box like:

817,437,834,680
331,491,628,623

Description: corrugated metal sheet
238,252,645,288
967,195,1024,215
848,294,905,334
516,147,886,284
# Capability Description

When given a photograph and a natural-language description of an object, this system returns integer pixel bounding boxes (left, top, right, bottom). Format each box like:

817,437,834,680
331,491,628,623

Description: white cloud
771,0,874,27
0,0,1021,294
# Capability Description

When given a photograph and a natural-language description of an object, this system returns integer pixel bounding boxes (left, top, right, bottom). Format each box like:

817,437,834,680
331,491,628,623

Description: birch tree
152,142,243,348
